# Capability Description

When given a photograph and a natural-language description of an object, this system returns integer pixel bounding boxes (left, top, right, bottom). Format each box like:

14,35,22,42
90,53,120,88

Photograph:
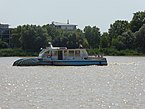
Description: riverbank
87,48,144,56
0,48,38,57
0,48,144,57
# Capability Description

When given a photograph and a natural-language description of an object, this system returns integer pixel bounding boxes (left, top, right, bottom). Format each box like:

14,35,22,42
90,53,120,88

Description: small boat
13,44,107,66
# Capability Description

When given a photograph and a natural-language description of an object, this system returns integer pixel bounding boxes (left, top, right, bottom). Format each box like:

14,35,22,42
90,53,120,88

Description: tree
0,39,8,48
75,29,89,48
130,11,145,32
100,32,109,48
33,27,48,51
111,37,125,50
84,26,101,48
135,24,145,53
42,24,62,41
109,20,129,40
121,30,135,49
52,28,88,48
20,25,36,51
11,26,22,48
17,25,48,52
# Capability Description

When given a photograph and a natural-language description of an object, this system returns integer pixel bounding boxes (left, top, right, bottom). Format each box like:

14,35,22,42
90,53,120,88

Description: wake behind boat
13,44,107,66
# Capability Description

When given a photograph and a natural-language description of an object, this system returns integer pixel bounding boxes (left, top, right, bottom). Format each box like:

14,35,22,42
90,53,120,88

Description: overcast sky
0,0,145,32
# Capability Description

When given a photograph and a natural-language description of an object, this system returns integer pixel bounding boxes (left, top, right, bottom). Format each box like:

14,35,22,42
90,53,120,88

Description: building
0,23,9,29
0,23,11,46
52,20,77,30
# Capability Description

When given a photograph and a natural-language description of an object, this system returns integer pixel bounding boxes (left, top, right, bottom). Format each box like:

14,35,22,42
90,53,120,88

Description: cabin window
43,51,51,57
75,50,80,57
52,51,57,56
58,50,63,60
69,50,74,57
64,50,67,56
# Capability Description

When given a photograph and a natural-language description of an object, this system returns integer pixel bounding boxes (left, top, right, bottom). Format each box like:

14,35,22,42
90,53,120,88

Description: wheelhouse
38,47,88,60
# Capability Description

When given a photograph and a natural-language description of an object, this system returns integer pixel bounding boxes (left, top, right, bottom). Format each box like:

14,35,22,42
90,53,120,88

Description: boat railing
88,54,104,60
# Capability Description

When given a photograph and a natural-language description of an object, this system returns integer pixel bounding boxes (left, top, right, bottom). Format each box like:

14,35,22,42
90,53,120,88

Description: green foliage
87,48,100,55
109,30,135,50
12,25,48,52
52,29,88,49
108,20,130,49
84,26,101,48
120,30,135,49
97,48,142,56
109,20,129,39
111,37,125,50
2,10,145,56
100,32,109,48
0,48,38,57
130,11,145,32
11,26,22,48
20,25,36,51
0,40,8,48
135,24,145,53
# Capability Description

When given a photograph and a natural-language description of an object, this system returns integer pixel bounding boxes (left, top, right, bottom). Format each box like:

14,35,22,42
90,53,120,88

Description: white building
52,20,77,30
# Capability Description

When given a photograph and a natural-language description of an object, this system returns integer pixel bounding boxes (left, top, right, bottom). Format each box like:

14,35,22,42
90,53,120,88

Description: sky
0,0,145,32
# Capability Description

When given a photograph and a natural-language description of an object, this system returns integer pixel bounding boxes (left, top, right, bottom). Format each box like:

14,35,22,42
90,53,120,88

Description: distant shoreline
0,48,144,57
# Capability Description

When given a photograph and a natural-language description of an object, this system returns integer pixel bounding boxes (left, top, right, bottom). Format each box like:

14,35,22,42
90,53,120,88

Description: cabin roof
46,47,86,51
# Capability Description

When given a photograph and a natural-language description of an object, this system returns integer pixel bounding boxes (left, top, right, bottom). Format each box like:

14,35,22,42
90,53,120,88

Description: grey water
0,56,145,109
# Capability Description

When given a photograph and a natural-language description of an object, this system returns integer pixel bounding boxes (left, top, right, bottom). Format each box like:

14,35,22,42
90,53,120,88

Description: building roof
52,21,77,26
0,23,9,25
0,23,9,29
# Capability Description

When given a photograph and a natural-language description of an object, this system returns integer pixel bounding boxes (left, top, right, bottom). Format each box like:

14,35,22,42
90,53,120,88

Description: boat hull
52,59,107,66
13,58,107,66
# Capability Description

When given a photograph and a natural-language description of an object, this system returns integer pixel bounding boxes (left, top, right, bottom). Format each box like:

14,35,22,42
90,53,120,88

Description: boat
13,44,107,66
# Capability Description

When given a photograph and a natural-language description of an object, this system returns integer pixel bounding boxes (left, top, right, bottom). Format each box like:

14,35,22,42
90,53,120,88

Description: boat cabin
38,46,88,60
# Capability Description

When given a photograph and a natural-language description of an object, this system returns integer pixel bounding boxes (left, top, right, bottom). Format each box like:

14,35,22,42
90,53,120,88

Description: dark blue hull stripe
39,60,107,66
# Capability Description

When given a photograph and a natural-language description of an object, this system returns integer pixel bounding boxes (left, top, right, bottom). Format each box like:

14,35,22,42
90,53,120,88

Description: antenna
48,42,53,48
67,19,69,24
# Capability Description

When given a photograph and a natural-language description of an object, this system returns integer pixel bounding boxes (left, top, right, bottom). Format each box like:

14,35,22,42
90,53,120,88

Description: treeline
1,10,145,56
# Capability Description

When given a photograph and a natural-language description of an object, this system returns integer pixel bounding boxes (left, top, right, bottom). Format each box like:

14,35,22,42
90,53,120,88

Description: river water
0,56,145,109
